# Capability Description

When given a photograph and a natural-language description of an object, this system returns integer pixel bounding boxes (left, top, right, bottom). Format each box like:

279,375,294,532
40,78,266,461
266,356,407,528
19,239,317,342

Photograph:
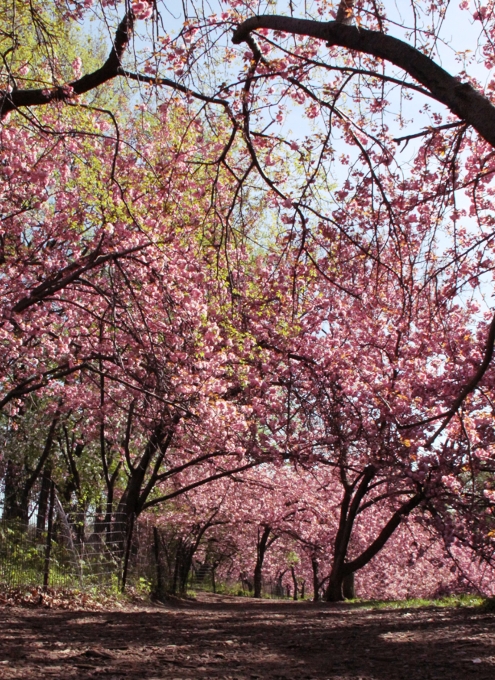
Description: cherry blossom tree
0,93,266,541
4,0,495,601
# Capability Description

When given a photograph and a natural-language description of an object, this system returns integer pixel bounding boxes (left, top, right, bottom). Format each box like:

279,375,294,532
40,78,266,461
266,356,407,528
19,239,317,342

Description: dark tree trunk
4,414,59,524
212,566,217,594
153,526,166,600
253,561,263,598
43,482,56,591
326,570,355,601
326,570,345,602
325,466,376,602
311,557,320,602
172,542,180,595
120,513,135,592
343,571,356,599
254,525,272,598
275,569,287,597
178,544,195,595
116,419,178,548
3,459,22,521
36,464,52,533
291,565,298,601
325,490,424,602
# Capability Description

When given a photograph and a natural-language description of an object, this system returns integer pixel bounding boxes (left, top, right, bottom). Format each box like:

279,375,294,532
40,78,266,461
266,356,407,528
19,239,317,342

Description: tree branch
232,17,495,149
0,12,135,118
142,462,258,510
344,492,424,574
12,243,148,314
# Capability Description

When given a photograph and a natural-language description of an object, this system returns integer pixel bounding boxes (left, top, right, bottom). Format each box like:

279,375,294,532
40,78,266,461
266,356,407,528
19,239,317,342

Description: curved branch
426,309,495,445
11,243,149,314
344,492,424,574
0,12,135,118
142,461,258,509
232,16,495,149
0,362,89,410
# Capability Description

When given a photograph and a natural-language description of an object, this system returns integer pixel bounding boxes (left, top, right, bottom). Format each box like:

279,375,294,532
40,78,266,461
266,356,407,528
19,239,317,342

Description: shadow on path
0,595,494,679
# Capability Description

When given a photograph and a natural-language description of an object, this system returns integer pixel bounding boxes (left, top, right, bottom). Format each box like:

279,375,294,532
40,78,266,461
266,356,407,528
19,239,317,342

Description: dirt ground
0,593,494,680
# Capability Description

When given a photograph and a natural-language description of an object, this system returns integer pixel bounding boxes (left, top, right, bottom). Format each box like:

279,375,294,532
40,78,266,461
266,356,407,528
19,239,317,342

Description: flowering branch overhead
0,12,135,118
232,16,495,149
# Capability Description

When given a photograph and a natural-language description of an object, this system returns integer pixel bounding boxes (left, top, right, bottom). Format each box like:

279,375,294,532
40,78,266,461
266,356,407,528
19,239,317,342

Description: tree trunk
172,542,180,595
326,569,345,602
116,421,176,547
253,560,263,598
311,557,320,602
253,525,272,598
291,565,298,601
325,491,424,601
153,526,166,600
3,459,22,521
36,464,52,534
178,544,195,595
324,466,377,602
120,513,135,592
343,571,356,599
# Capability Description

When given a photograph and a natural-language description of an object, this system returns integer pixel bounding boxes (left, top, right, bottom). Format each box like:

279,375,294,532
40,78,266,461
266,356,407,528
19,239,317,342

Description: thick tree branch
0,13,134,118
0,362,89,410
344,492,424,574
12,243,148,314
142,461,258,509
232,17,495,149
22,411,61,503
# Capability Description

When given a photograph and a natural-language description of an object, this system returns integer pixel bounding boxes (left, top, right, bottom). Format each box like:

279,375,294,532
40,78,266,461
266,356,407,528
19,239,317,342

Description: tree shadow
0,599,494,679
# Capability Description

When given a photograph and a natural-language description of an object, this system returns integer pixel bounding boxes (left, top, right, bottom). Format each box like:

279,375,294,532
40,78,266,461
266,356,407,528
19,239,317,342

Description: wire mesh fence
0,517,129,592
0,486,134,592
0,485,290,599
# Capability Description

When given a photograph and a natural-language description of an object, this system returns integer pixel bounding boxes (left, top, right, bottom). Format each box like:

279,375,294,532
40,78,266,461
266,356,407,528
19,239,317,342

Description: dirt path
0,593,494,679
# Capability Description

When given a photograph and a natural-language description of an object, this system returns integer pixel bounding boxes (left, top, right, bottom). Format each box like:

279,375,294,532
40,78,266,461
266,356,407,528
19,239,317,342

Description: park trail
0,592,494,679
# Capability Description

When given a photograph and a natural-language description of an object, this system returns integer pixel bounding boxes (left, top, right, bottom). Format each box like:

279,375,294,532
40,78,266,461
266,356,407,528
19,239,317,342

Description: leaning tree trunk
36,464,52,533
326,490,425,601
291,565,298,601
253,558,264,598
311,556,320,601
324,465,377,602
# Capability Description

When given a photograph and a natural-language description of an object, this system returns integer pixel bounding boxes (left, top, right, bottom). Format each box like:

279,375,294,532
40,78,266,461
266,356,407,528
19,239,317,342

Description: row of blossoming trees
2,0,495,601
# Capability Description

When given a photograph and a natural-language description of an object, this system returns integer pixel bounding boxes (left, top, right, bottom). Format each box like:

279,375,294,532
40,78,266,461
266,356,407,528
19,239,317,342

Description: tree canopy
2,0,495,601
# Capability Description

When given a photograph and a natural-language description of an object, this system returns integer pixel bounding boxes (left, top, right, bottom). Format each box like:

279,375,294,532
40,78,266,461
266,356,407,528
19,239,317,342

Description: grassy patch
346,593,486,610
